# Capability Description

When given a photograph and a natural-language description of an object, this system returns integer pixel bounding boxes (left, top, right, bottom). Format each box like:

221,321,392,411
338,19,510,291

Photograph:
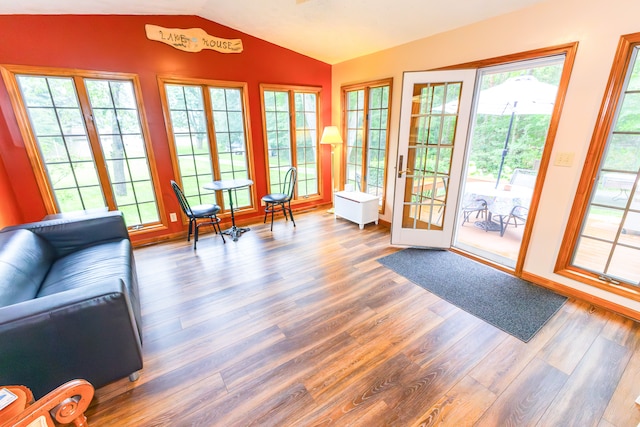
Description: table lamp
320,125,343,212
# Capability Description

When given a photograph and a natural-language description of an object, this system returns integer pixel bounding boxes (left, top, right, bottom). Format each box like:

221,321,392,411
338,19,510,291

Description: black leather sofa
0,211,143,398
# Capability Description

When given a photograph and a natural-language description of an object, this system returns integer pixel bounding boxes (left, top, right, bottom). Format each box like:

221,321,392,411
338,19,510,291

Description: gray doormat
377,248,567,342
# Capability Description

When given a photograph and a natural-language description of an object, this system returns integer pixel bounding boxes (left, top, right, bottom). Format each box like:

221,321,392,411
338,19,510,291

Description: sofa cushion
38,239,132,297
0,229,56,307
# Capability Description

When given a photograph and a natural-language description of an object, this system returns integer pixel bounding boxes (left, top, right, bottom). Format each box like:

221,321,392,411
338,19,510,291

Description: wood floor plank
87,370,227,426
474,357,567,426
602,348,640,427
538,301,609,374
301,298,444,404
402,309,487,367
384,323,506,426
143,324,287,385
222,303,376,391
541,335,631,426
187,382,315,427
348,291,443,346
142,307,269,360
82,210,640,426
409,375,497,427
598,419,618,427
468,302,572,395
599,310,640,350
292,353,417,426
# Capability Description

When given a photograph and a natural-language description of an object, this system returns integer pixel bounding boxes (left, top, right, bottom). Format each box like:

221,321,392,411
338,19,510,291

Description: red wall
0,15,332,241
0,131,21,227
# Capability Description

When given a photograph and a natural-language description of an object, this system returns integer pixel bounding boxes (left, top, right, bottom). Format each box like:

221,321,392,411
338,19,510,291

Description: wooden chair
0,379,94,427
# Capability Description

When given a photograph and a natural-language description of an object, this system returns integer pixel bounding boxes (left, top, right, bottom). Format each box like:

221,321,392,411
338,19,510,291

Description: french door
391,69,476,247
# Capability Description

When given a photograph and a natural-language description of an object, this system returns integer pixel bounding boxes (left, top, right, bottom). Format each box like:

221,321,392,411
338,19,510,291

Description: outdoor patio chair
461,194,488,226
510,169,537,188
503,205,529,234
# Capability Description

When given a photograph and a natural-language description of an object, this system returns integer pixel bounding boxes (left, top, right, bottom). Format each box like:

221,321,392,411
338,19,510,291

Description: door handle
397,155,407,178
398,169,413,175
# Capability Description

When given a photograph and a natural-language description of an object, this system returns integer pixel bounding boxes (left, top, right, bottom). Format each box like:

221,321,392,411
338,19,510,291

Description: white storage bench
334,191,379,229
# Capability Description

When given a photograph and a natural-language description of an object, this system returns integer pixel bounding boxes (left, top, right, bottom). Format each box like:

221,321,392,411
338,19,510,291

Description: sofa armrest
0,279,142,398
3,379,94,427
2,211,129,257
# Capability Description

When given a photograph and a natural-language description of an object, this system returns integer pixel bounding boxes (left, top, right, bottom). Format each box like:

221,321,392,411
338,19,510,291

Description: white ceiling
1,0,546,64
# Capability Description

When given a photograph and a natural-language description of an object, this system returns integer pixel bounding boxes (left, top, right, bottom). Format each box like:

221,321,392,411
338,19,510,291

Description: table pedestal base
222,225,250,241
474,220,502,232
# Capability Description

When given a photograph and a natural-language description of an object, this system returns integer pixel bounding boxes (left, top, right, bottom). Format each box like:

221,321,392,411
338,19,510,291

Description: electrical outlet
554,151,575,167
170,212,178,222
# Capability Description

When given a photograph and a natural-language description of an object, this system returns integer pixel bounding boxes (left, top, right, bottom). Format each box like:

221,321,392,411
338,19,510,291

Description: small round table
463,181,532,236
203,178,254,241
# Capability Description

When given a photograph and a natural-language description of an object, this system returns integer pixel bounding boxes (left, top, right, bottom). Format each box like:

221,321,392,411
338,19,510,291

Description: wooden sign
145,24,243,54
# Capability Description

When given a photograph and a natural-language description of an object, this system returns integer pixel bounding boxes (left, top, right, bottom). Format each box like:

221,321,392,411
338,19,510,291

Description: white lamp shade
320,126,343,145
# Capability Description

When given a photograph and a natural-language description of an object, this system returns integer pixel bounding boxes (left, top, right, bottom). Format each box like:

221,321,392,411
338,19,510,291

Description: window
159,78,253,212
342,78,392,211
557,33,640,295
260,84,321,199
1,66,162,230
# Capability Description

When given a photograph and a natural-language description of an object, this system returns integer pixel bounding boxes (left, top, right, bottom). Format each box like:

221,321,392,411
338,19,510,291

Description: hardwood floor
86,209,640,426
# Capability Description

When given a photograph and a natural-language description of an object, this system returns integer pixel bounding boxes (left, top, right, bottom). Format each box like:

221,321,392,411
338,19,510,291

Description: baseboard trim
522,271,640,322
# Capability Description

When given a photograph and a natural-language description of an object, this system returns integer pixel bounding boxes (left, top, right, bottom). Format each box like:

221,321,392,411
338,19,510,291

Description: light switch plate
554,151,575,167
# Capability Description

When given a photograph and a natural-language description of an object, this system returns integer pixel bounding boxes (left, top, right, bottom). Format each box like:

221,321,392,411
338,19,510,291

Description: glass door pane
453,56,564,268
401,82,460,230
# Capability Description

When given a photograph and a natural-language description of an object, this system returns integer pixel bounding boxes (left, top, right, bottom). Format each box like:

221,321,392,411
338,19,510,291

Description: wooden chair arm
1,379,94,427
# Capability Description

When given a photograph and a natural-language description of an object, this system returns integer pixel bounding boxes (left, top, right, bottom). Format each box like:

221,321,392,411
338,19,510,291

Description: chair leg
193,223,199,249
264,201,295,231
288,202,295,227
187,218,194,242
270,206,275,231
499,216,507,237
215,218,226,243
462,211,470,225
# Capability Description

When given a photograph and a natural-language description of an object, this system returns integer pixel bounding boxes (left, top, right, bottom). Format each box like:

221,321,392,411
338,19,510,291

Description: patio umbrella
475,75,558,188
